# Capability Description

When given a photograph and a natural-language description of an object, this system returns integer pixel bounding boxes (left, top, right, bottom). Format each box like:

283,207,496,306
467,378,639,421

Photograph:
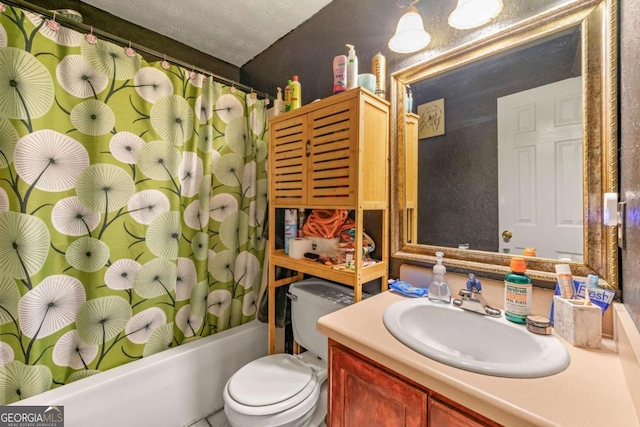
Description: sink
383,298,570,378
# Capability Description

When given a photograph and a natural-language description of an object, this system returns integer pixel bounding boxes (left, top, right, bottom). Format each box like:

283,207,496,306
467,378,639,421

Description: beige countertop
317,290,640,427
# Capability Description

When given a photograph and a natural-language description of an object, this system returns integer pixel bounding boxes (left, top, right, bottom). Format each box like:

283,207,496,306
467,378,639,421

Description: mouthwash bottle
504,257,532,323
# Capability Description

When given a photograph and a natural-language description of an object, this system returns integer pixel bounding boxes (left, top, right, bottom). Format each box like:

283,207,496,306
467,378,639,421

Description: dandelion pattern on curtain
0,5,268,403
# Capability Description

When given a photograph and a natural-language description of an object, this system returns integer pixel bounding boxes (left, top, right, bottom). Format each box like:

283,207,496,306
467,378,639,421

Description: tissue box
552,296,602,348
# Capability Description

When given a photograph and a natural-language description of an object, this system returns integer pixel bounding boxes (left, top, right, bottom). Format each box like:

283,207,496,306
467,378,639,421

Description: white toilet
223,278,355,427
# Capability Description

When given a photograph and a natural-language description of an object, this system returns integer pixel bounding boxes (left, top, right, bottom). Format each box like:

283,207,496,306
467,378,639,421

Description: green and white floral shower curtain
0,5,268,404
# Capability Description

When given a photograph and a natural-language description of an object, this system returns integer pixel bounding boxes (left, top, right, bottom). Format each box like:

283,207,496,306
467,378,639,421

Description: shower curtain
0,5,268,403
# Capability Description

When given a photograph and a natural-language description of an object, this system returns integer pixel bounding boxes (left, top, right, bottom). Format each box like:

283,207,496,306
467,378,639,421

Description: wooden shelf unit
267,88,390,354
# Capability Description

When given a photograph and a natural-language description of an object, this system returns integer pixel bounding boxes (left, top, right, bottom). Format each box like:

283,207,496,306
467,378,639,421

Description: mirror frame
390,0,618,288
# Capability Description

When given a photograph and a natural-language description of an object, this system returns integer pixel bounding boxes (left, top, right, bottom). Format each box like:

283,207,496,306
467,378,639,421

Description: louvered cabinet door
308,99,358,206
271,115,308,206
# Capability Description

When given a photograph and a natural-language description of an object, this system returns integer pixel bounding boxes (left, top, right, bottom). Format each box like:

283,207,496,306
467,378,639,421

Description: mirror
390,0,618,288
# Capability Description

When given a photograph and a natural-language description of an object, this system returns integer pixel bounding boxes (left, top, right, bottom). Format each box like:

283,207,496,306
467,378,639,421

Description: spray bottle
346,44,358,90
284,209,297,255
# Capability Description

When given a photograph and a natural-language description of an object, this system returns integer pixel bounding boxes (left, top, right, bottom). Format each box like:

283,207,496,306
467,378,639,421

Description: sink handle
458,289,472,298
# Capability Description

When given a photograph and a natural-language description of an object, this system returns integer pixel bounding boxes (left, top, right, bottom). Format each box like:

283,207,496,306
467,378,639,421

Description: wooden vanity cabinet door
428,397,499,427
329,341,427,427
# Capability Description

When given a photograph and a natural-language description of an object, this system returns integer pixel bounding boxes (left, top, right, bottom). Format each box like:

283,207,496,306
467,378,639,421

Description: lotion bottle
273,87,285,116
346,44,358,89
333,55,347,94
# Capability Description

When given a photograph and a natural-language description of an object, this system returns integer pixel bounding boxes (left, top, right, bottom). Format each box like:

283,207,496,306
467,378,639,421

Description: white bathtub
16,320,268,427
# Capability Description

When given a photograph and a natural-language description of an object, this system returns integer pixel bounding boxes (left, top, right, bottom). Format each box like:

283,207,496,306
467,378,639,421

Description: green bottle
504,257,532,324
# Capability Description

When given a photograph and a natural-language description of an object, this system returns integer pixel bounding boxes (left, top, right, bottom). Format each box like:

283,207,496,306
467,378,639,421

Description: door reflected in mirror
407,26,584,261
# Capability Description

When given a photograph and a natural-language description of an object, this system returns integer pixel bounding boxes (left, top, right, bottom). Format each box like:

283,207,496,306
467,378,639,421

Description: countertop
317,290,640,427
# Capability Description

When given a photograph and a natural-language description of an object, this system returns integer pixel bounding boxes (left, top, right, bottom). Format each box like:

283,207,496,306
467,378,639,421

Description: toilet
223,278,356,427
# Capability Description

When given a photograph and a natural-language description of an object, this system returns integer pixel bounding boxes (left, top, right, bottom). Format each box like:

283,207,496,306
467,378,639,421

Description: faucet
452,289,501,318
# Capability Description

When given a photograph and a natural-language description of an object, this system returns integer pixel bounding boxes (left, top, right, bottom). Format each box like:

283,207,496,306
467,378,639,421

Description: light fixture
388,4,431,54
448,0,503,29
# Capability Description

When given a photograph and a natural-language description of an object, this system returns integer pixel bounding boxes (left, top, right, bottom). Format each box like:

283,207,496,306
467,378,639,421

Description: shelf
267,88,390,355
270,250,388,288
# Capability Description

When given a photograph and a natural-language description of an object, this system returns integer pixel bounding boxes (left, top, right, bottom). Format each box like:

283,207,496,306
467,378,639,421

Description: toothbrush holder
552,296,602,348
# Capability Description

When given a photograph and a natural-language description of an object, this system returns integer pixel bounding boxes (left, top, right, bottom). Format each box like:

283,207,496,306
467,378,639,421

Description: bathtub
15,320,268,427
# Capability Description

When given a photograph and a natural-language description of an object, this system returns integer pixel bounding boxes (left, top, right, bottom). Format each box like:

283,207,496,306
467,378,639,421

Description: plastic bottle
504,257,532,323
346,44,358,90
428,252,451,303
405,85,413,113
333,55,347,94
372,52,386,98
284,80,292,112
273,87,285,116
284,209,297,255
290,75,301,110
297,209,305,238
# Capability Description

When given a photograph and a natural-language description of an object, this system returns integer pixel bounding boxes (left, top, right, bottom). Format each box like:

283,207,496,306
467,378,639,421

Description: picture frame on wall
418,98,445,139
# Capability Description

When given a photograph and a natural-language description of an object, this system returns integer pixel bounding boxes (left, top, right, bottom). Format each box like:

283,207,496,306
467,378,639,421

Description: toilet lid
228,354,315,407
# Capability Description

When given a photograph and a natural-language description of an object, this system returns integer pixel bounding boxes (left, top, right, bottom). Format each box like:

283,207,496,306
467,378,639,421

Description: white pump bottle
346,44,358,89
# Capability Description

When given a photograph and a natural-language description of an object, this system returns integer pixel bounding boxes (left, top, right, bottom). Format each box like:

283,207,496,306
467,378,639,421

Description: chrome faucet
452,289,501,318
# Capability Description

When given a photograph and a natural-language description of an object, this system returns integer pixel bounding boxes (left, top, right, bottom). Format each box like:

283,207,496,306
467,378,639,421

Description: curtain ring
230,81,236,93
161,53,170,70
86,26,97,44
125,41,135,57
47,11,60,31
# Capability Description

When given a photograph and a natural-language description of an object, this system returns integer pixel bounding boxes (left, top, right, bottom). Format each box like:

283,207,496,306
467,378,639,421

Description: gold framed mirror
390,0,618,288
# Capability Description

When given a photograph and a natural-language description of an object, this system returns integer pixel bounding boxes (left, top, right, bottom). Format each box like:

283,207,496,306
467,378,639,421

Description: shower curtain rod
3,0,273,100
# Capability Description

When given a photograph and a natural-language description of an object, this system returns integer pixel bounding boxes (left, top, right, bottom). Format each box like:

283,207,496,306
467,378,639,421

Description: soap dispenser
428,251,451,304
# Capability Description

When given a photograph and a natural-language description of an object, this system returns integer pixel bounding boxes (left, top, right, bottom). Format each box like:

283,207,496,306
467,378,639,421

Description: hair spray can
372,52,386,98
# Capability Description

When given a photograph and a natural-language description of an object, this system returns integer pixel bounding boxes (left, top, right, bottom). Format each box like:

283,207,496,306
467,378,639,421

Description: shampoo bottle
346,44,358,89
333,55,347,94
428,252,451,304
504,257,532,323
290,75,301,110
284,80,292,112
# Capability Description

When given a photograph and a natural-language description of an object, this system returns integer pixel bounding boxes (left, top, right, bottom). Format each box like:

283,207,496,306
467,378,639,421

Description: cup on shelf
358,73,376,94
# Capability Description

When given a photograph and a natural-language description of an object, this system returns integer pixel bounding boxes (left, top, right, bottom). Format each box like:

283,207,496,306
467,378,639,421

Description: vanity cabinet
328,340,502,427
267,88,390,354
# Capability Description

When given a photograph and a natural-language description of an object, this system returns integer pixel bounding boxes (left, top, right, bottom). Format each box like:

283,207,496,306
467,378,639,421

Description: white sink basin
383,298,570,378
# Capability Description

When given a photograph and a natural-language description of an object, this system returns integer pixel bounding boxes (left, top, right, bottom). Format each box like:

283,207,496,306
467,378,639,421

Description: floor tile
207,410,231,427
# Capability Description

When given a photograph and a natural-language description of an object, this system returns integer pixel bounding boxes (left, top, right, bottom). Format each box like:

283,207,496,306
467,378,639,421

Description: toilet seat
224,354,320,416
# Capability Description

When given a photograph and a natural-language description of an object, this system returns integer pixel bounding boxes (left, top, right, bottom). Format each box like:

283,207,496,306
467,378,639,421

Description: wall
413,31,580,251
242,0,575,103
620,0,640,328
25,0,240,81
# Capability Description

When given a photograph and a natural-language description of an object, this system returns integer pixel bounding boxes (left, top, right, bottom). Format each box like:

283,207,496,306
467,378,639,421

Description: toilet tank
289,278,356,360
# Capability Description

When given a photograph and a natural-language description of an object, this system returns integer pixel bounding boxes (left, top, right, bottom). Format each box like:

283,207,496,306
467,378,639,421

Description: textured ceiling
81,0,334,67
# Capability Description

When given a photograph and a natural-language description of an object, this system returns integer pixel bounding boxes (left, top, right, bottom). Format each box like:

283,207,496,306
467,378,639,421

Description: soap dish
526,315,552,335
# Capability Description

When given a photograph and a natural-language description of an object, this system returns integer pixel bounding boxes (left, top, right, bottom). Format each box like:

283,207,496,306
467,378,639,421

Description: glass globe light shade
388,6,431,54
448,0,503,29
